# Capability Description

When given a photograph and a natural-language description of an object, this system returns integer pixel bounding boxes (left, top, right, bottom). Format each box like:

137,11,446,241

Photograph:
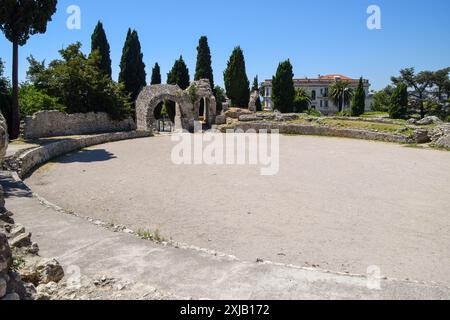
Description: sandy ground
25,135,450,286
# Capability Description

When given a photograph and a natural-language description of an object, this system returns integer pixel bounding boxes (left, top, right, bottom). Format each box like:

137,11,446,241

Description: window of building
320,100,323,108
325,100,329,108
311,90,316,100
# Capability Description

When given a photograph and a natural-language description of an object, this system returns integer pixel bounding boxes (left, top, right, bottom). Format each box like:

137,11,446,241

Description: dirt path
24,135,450,286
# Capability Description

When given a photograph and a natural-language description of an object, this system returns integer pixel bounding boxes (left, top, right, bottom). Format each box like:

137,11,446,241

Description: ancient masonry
136,79,217,132
23,111,136,140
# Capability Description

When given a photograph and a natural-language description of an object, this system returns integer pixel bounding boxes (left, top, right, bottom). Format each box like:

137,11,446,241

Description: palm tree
329,81,354,112
293,88,311,113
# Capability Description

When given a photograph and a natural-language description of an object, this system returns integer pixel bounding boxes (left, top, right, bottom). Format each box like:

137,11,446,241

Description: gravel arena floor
25,135,450,286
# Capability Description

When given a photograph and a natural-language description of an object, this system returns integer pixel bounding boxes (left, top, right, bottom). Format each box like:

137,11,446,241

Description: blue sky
0,0,449,90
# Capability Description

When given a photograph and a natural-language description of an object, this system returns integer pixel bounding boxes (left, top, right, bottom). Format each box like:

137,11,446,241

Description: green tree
194,36,214,89
351,77,366,116
0,0,58,139
432,67,450,101
19,83,63,117
167,56,190,90
223,46,250,108
371,85,394,112
119,29,146,105
329,81,353,112
293,88,311,113
389,83,408,119
252,75,262,111
27,42,131,120
151,62,162,85
214,85,226,114
271,60,295,113
391,68,433,118
91,21,112,78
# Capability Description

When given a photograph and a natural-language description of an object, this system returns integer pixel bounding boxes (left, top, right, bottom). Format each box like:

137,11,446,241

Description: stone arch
136,85,193,132
190,80,217,127
136,80,216,132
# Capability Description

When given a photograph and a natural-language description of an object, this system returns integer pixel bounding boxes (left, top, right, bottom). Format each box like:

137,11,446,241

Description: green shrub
336,110,352,117
19,83,65,117
26,43,132,120
306,109,323,117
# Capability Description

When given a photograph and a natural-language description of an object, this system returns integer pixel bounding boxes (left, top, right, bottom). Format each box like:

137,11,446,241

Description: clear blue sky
0,0,449,90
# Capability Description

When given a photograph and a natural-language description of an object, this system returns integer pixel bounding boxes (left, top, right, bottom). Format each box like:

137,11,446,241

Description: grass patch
11,255,26,271
321,119,413,136
137,228,166,243
361,112,390,118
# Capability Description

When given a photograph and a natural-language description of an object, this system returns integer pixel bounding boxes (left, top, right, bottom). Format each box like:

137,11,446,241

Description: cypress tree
389,83,408,119
271,60,295,113
151,62,162,85
351,77,366,116
91,21,112,78
167,56,190,90
223,46,250,108
194,36,214,89
252,75,262,111
119,29,147,104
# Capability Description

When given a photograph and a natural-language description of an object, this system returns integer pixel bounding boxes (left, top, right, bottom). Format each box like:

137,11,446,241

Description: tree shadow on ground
0,173,33,199
55,149,117,164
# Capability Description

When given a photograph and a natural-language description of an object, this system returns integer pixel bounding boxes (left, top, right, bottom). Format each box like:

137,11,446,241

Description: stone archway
136,85,193,132
136,80,216,132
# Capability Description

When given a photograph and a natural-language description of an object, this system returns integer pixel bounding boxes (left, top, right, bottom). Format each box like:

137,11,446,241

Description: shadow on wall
56,149,117,164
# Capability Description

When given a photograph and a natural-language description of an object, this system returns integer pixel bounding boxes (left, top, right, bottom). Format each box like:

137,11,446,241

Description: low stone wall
4,131,151,179
220,122,412,144
23,111,136,140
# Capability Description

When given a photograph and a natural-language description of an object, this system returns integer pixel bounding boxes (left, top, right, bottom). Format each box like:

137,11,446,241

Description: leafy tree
167,56,190,90
119,29,146,105
252,76,262,111
0,0,58,139
271,60,295,113
194,36,214,89
371,85,394,112
91,21,112,78
329,81,353,112
391,68,433,118
0,58,12,135
223,46,250,108
214,85,226,114
27,42,131,120
19,83,63,117
151,62,162,85
293,88,311,113
351,77,366,116
389,83,408,119
432,67,450,101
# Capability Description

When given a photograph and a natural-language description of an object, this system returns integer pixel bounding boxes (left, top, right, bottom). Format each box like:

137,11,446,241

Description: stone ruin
136,79,217,132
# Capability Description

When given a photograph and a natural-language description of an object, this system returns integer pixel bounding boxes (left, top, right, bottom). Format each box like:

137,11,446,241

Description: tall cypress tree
223,46,250,108
194,36,214,89
351,77,366,116
91,21,112,78
151,62,162,85
252,75,262,111
167,56,190,90
271,60,295,113
119,29,146,104
389,83,408,119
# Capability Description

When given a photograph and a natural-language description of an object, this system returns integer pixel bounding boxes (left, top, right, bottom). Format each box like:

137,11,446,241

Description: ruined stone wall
220,122,412,144
4,131,151,179
23,111,136,140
